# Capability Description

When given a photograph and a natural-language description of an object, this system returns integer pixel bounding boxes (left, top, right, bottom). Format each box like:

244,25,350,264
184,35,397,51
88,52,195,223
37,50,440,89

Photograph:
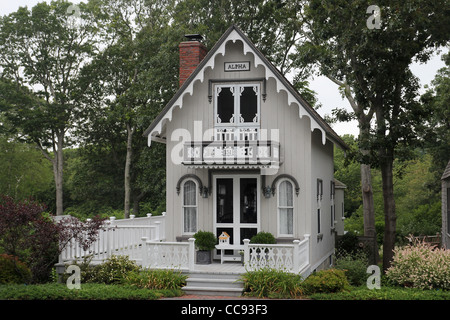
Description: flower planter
196,250,212,264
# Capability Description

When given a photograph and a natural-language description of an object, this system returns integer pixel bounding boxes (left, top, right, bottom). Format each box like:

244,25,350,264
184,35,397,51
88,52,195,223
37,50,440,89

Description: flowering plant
386,238,450,290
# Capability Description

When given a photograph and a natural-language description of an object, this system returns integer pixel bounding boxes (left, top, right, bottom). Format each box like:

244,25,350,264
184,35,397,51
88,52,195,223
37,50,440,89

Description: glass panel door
216,178,233,223
214,175,259,256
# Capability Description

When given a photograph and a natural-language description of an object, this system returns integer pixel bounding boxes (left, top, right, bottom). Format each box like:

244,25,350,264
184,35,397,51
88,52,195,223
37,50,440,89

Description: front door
214,175,260,258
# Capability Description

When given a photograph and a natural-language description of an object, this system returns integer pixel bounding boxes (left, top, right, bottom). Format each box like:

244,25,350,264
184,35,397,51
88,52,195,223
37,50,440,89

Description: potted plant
193,230,217,264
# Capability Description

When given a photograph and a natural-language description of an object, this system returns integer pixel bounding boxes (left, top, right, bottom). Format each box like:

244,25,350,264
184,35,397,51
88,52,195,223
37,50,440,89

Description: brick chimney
179,34,207,87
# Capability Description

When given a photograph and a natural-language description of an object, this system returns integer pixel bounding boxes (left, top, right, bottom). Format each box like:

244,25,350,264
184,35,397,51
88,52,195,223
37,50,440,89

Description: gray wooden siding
163,37,335,262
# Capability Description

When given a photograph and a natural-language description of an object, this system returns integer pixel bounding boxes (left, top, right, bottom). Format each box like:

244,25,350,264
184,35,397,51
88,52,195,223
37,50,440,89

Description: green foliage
386,241,450,290
0,254,32,284
0,137,53,201
309,285,450,300
334,252,369,287
0,283,181,300
241,267,303,299
250,231,276,244
193,230,217,251
83,255,140,284
341,153,442,242
123,269,187,290
300,269,350,294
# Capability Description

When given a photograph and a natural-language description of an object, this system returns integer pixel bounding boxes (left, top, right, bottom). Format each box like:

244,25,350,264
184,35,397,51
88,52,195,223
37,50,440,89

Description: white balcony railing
214,126,259,141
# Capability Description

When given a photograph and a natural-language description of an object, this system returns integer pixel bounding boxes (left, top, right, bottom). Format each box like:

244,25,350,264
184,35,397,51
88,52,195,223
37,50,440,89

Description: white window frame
182,179,198,235
277,178,294,237
214,83,261,137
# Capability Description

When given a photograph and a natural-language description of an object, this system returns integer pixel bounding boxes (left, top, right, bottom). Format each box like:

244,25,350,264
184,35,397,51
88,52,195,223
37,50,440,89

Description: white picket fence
58,214,166,264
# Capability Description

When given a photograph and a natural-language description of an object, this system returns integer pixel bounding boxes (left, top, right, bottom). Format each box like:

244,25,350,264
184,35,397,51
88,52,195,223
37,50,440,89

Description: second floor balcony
182,137,280,169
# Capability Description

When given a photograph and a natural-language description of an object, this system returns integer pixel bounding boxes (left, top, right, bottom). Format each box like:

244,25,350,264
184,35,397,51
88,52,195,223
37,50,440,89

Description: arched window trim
271,174,300,197
176,174,203,195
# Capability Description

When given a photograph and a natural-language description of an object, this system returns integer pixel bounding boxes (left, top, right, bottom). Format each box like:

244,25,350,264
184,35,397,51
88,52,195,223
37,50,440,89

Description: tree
420,53,450,181
297,0,450,271
77,0,178,218
0,1,97,215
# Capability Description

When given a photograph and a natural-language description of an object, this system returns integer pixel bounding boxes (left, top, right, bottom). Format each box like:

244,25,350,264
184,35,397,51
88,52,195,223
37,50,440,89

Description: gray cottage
143,25,348,271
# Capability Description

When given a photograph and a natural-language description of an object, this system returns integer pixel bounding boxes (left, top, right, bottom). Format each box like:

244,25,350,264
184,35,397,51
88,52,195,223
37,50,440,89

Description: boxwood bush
300,269,350,294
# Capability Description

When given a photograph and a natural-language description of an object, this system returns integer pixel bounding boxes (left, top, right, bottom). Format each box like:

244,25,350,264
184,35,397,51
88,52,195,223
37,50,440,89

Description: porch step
182,272,245,297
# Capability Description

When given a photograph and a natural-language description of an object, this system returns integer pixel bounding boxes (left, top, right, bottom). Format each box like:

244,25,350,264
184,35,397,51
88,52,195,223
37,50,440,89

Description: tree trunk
358,116,377,263
380,153,396,272
132,191,146,216
361,162,375,237
124,123,134,219
54,131,64,216
375,105,396,272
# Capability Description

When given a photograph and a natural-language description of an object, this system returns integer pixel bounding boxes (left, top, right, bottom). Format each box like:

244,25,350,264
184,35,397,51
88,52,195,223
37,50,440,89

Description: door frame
213,173,261,250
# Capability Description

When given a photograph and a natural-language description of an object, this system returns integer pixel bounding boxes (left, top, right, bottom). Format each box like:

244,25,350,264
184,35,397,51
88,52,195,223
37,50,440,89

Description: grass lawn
1,282,449,300
0,283,184,300
307,285,450,300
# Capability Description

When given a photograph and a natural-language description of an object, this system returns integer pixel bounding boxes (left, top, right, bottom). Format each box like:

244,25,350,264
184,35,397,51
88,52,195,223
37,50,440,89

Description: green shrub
124,269,187,290
84,255,140,284
250,231,276,244
386,240,450,290
334,252,369,286
301,269,350,294
193,230,217,251
308,285,450,300
241,267,303,298
0,254,32,284
0,283,182,300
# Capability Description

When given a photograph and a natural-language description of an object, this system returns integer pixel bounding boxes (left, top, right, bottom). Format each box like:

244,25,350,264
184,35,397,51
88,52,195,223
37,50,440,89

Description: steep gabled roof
143,24,348,150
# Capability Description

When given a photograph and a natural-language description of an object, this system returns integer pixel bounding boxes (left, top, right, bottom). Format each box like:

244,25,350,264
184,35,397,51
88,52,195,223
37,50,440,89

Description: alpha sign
224,61,250,72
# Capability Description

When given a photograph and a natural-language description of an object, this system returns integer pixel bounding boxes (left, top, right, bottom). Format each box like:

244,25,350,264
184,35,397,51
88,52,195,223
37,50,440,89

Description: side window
278,179,294,236
183,180,197,234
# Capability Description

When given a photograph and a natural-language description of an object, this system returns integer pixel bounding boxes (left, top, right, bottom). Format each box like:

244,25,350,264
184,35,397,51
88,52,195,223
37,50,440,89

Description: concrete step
182,272,245,296
186,277,244,289
182,285,244,297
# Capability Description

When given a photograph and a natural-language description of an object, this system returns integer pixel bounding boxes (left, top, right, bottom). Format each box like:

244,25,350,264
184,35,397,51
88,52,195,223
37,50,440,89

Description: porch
57,215,311,277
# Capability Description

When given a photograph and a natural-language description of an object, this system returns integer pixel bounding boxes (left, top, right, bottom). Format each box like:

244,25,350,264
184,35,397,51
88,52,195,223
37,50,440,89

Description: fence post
293,240,300,273
304,234,310,266
141,237,148,268
154,221,161,241
188,238,195,271
243,239,250,268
